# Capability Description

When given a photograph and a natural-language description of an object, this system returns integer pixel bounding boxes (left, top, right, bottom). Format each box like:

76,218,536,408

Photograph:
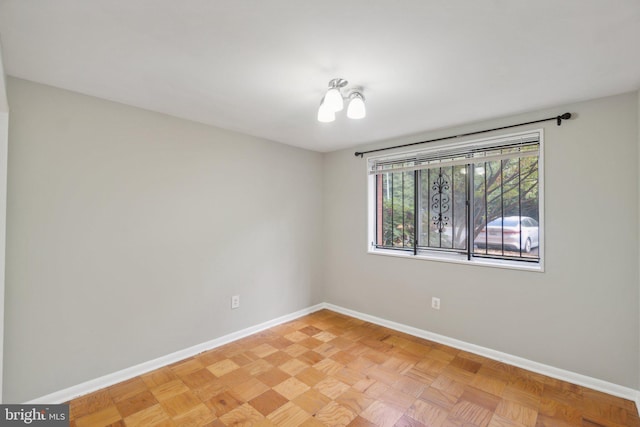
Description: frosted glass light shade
317,101,335,122
324,87,344,112
347,93,366,119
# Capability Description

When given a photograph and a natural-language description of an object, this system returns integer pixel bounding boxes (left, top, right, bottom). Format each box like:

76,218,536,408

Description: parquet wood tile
335,389,375,415
313,343,340,359
300,417,328,427
109,378,150,403
193,379,228,403
70,389,114,420
172,403,216,426
313,358,343,376
315,377,350,401
249,390,289,417
406,399,448,427
285,344,309,358
347,416,378,427
471,372,508,397
459,386,501,412
362,381,390,400
151,379,191,402
360,401,405,427
331,351,358,366
219,403,265,426
142,367,180,388
334,367,365,387
431,374,466,398
273,377,311,401
233,378,271,402
75,406,122,427
448,400,493,426
418,386,459,411
67,310,640,426
495,399,538,427
258,368,292,388
264,351,294,367
208,359,241,377
115,390,158,418
392,376,425,398
122,404,171,427
244,359,274,377
182,369,220,390
206,390,243,417
267,402,311,426
538,398,582,425
171,358,206,378
377,388,415,412
280,358,311,377
314,401,356,427
292,389,331,416
160,390,201,418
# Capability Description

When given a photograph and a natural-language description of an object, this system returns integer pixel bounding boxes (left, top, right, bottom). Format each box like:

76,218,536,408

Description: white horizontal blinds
368,133,540,175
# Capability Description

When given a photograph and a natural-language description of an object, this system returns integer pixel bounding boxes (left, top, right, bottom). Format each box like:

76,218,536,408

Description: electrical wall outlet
431,297,441,310
231,295,240,309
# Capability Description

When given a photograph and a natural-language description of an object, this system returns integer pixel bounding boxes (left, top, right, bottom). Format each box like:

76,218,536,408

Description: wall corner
637,88,640,396
0,37,8,403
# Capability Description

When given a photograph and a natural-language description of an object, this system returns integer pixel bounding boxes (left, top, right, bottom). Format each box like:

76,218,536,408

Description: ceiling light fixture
318,78,366,122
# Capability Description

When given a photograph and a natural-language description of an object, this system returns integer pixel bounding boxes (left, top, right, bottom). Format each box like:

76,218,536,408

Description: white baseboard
324,303,640,405
27,301,640,414
26,304,325,404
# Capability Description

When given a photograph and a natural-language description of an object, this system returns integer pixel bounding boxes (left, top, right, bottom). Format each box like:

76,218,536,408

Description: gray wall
3,77,324,402
322,92,640,388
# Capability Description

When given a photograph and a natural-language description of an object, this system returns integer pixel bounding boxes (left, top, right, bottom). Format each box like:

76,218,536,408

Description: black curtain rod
354,112,572,158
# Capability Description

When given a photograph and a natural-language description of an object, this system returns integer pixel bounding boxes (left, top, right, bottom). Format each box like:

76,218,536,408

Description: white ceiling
0,1,639,152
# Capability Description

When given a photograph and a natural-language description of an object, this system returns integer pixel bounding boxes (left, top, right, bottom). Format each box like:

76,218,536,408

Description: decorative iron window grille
370,131,542,264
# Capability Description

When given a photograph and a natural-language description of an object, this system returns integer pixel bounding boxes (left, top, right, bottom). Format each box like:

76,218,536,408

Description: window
368,130,543,270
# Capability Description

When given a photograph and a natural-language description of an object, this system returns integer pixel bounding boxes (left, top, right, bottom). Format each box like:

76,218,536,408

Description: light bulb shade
347,93,366,119
324,87,344,112
317,100,335,122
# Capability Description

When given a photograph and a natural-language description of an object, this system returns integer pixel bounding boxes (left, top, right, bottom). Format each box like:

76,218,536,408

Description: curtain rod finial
355,152,364,158
557,112,572,125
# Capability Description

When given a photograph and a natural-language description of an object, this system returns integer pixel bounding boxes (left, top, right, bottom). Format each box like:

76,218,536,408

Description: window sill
368,247,544,272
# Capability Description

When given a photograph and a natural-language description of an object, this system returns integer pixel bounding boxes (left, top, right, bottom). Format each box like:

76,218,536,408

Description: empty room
0,1,639,426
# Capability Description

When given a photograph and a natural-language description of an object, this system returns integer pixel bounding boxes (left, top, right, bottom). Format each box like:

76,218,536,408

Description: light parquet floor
68,309,640,427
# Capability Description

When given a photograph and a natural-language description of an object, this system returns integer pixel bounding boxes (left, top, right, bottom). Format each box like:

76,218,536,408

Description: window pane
519,157,539,258
418,166,466,251
392,172,404,247
376,171,415,248
451,166,468,250
472,164,487,254
472,158,539,259
401,171,415,248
